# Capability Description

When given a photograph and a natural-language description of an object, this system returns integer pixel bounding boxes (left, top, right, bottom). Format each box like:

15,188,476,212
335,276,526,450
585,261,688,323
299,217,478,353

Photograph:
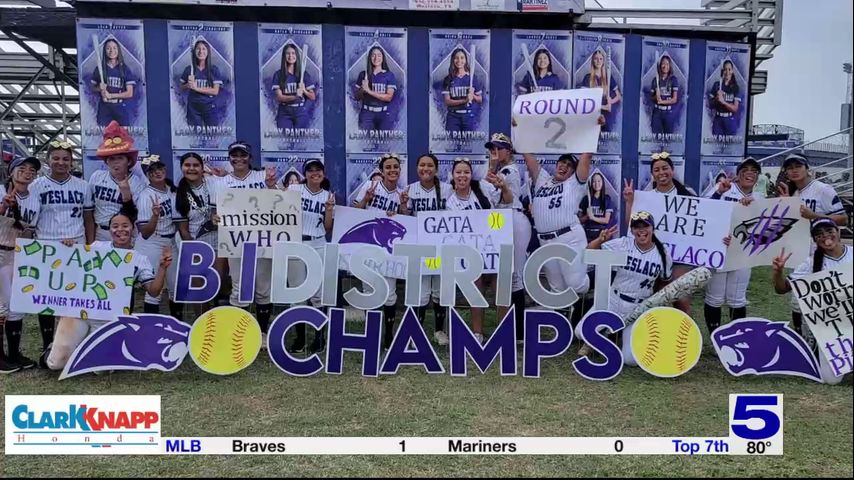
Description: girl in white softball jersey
353,153,404,349
135,156,181,320
42,208,172,371
285,159,335,355
0,156,41,373
447,158,512,343
399,153,454,345
703,157,763,334
623,151,697,315
31,142,91,354
586,211,673,365
210,141,279,343
772,218,852,385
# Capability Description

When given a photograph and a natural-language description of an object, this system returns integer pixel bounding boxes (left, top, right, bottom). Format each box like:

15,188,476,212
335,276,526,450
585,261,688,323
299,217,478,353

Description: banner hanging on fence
511,88,602,154
10,240,135,321
631,191,733,269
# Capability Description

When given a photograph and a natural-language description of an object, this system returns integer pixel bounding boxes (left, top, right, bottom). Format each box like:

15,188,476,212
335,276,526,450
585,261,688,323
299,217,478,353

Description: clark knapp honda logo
731,203,798,256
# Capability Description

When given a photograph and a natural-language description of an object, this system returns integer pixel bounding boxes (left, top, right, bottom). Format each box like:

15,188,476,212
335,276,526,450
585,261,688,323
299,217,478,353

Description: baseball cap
303,159,324,174
736,157,761,174
485,133,513,151
9,156,41,172
782,154,808,169
630,210,655,228
810,218,838,236
228,141,251,155
556,154,579,168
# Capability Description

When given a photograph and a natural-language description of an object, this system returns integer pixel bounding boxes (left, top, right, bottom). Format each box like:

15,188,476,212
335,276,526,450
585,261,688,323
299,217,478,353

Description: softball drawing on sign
630,306,702,378
189,306,262,375
487,211,505,230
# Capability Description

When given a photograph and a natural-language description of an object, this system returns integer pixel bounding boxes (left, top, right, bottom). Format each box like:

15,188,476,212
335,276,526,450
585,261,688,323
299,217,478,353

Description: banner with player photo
638,155,686,192
429,29,490,154
171,150,230,182
579,155,621,242
699,156,741,198
11,239,135,322
261,153,324,189
701,41,750,156
639,36,689,155
345,26,407,154
573,31,624,154
77,18,149,153
258,24,324,153
345,153,408,208
511,30,571,120
167,21,236,151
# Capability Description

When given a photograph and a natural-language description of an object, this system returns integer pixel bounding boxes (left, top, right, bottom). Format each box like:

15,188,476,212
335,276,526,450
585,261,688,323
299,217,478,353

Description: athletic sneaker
309,334,325,355
1,356,21,374
260,333,268,351
434,331,449,346
288,338,307,354
39,347,51,369
474,333,484,344
11,354,36,370
577,343,593,357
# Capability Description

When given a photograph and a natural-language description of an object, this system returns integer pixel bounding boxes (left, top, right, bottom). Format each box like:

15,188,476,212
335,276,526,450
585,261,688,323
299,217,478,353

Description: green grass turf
1,267,852,477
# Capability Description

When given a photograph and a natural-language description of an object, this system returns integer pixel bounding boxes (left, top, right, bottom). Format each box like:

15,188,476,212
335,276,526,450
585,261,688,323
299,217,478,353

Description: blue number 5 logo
730,394,782,440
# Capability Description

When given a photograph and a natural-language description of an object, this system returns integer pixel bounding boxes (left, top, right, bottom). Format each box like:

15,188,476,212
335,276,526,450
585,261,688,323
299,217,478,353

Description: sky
591,0,853,141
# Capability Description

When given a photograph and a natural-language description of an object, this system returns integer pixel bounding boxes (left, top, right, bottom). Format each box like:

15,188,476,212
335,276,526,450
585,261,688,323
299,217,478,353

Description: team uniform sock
290,323,307,352
433,303,446,333
703,303,722,333
512,290,526,341
382,305,397,348
143,302,160,314
169,302,184,322
730,306,747,321
256,304,272,334
37,315,55,351
416,306,428,326
4,321,22,360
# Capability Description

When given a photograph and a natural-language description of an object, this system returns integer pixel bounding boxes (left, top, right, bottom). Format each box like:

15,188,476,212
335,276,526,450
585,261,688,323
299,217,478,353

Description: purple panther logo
338,217,407,254
732,203,798,256
60,314,191,380
712,317,821,382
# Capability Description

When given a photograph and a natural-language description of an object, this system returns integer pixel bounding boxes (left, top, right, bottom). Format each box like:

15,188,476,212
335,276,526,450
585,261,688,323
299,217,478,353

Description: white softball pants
540,227,590,297
419,275,440,307
45,316,111,370
704,267,751,308
228,256,272,307
511,210,532,292
135,234,178,305
286,237,326,308
0,249,22,321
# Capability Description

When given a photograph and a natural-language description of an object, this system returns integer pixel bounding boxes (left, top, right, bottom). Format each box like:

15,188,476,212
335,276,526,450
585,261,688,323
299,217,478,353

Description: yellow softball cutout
424,257,442,270
487,211,505,230
630,307,702,378
189,306,262,375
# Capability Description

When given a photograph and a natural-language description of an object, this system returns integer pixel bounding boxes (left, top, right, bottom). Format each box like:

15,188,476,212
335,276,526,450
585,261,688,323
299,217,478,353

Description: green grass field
2,267,852,477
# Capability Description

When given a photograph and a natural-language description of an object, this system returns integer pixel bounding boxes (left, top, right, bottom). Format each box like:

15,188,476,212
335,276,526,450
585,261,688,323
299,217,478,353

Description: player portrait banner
580,155,621,241
77,18,148,153
512,30,571,101
511,88,602,154
416,209,513,274
631,190,734,269
722,197,810,272
216,189,302,258
168,21,236,151
639,36,689,155
258,24,324,154
261,153,324,187
428,29,491,154
638,155,685,191
345,26,408,154
699,157,741,198
573,31,624,154
331,206,418,280
701,42,750,156
345,153,408,207
10,239,134,322
791,265,854,377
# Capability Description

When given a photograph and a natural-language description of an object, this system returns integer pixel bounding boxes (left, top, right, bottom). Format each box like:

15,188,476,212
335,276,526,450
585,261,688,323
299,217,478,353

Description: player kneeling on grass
771,218,851,385
41,208,172,371
584,210,673,364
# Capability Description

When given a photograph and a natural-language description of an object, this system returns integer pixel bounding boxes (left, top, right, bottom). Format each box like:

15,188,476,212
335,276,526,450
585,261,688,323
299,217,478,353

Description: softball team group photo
1,114,849,385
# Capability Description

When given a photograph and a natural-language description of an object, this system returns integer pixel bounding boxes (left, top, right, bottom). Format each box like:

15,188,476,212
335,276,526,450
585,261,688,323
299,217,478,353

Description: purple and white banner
580,155,621,242
345,27,408,154
258,24,324,154
429,29,490,154
573,31,624,154
512,30,571,129
77,18,148,153
722,196,810,272
639,36,689,156
701,41,750,156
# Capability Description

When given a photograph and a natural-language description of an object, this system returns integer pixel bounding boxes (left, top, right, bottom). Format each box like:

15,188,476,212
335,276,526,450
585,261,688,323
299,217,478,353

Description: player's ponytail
812,245,825,274
651,233,669,280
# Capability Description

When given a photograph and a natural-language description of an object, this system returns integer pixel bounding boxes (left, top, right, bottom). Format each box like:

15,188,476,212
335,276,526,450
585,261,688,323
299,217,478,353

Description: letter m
165,440,182,453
